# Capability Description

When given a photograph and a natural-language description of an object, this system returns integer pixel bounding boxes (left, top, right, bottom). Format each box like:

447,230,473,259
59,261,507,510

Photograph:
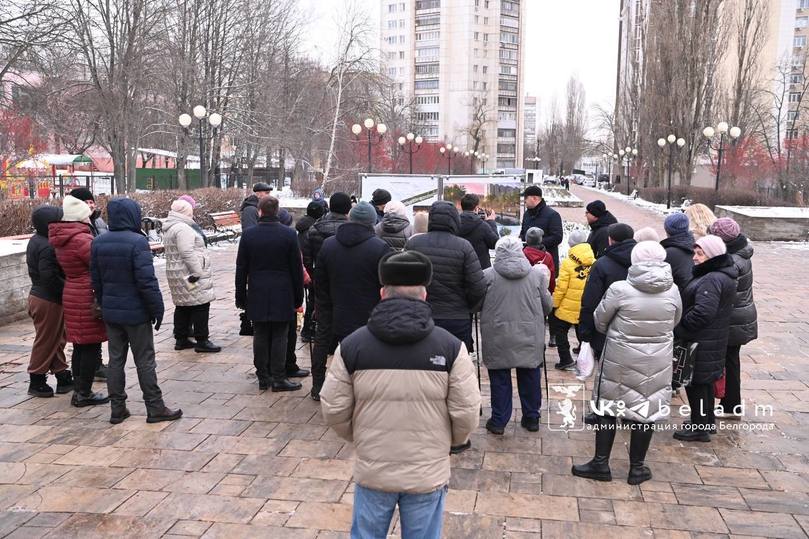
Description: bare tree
0,0,66,84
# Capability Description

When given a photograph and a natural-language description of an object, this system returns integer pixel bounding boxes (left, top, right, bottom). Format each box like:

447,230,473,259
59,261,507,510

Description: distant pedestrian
49,195,109,408
91,198,182,424
673,235,738,442
296,201,326,342
458,193,499,269
162,198,220,354
235,196,305,392
240,182,273,231
320,251,480,539
552,230,594,370
684,203,716,240
310,202,391,400
522,227,555,292
375,200,414,250
481,236,552,435
573,241,681,485
519,185,563,273
660,213,694,299
26,206,72,397
708,218,758,418
633,227,660,242
371,188,392,223
585,200,617,259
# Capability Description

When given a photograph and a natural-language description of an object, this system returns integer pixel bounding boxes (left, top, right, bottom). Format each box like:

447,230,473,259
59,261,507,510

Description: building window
416,95,440,104
796,35,807,48
798,16,809,28
788,110,800,121
792,73,804,84
801,0,809,9
472,81,479,89
500,31,519,45
387,67,396,76
499,48,517,60
399,35,406,44
484,16,489,24
416,112,440,121
790,92,802,102
482,81,487,90
485,0,489,7
502,0,515,11
415,63,439,75
497,128,516,138
415,79,439,90
416,46,439,60
498,97,517,107
400,2,405,10
474,31,479,40
483,33,488,42
388,3,396,13
499,80,517,91
415,30,440,41
416,15,440,26
399,51,405,59
399,19,405,28
473,64,478,72
388,20,397,29
415,0,440,8
482,65,488,74
475,15,479,23
497,143,516,154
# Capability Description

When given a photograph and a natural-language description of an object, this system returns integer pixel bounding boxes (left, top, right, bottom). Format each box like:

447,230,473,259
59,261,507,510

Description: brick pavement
0,191,807,538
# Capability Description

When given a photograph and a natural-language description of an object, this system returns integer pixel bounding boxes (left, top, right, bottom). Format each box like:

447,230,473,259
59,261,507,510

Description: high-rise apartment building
380,0,526,170
523,95,536,158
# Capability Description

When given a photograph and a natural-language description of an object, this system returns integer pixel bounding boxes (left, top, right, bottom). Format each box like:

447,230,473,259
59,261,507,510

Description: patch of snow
717,206,809,218
580,185,681,216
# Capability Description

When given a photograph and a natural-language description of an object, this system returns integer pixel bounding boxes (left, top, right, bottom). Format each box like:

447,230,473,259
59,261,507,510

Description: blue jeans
488,367,542,428
351,483,447,539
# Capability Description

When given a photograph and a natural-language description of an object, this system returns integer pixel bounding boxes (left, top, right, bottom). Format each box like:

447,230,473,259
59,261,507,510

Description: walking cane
473,313,482,416
542,345,550,421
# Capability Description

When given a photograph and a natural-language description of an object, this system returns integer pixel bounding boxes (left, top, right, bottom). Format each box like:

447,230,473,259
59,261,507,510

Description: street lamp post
352,118,388,174
397,132,423,174
657,134,686,209
619,146,638,196
179,106,222,188
439,143,454,175
703,122,741,191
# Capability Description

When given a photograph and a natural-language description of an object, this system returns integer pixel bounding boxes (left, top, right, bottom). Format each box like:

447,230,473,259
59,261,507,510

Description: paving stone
450,468,511,493
279,439,344,459
167,519,213,536
719,508,806,539
540,520,653,538
285,501,352,532
54,466,132,488
46,513,175,538
543,473,642,500
612,501,727,534
112,490,170,516
292,458,354,481
445,488,477,513
695,465,768,489
52,446,128,467
579,510,616,525
441,513,505,538
110,449,215,471
482,451,571,474
201,523,317,539
13,486,135,513
241,476,348,502
147,492,265,523
250,499,298,527
114,430,209,451
230,454,299,476
739,487,809,515
24,512,71,527
474,492,578,521
188,419,251,436
671,483,749,509
505,517,542,533
0,511,36,536
762,470,809,492
194,435,286,455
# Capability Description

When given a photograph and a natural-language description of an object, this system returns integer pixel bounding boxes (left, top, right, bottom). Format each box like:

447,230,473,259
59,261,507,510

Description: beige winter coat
162,211,215,306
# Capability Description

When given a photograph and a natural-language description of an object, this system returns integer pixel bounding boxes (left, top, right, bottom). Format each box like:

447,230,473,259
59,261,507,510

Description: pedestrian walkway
0,193,807,538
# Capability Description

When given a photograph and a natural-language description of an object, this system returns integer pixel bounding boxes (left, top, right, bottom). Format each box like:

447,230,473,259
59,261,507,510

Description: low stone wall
0,245,30,326
715,206,809,242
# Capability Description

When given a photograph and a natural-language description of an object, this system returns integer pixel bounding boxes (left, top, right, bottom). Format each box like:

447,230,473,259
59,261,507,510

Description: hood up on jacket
162,210,195,232
568,242,596,267
240,194,259,211
295,215,315,234
604,238,636,268
427,202,460,234
107,198,143,233
32,206,63,237
660,231,695,254
336,221,375,247
493,237,531,280
367,297,434,345
380,213,411,234
627,261,674,294
48,221,90,249
590,211,618,231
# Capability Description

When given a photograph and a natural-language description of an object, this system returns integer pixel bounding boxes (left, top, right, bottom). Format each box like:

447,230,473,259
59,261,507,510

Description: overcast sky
297,0,619,126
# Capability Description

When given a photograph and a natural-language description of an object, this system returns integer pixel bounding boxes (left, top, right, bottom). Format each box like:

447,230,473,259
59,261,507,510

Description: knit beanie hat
586,200,607,218
567,230,587,247
69,187,95,202
61,195,92,223
709,217,741,242
170,199,194,219
496,235,524,257
329,192,352,215
379,250,432,286
349,201,377,226
178,194,196,208
525,227,544,246
306,201,326,220
631,240,667,265
664,212,689,236
372,188,392,206
384,200,407,217
633,227,660,242
695,234,727,259
608,223,634,242
278,208,293,226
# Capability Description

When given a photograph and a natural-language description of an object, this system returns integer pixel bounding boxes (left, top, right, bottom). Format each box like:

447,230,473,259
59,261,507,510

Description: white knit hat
631,241,667,265
384,200,408,217
695,234,727,259
61,195,92,223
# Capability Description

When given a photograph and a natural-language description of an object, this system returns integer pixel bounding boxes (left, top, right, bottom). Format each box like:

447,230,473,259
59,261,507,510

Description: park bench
141,217,164,254
207,210,242,244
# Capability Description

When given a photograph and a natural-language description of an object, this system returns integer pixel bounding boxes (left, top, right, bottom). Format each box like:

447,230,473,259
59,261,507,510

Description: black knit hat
608,223,634,242
253,182,272,193
69,187,94,202
372,188,392,206
329,192,352,215
379,251,433,287
306,201,326,220
586,200,607,218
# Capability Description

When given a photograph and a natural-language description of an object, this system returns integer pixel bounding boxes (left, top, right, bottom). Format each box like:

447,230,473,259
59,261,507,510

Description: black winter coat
315,222,392,339
587,211,618,259
661,232,695,298
675,254,738,384
458,211,499,269
27,206,65,304
578,239,636,354
240,195,260,231
235,216,304,322
302,212,347,270
519,200,563,272
295,215,316,270
91,198,164,326
726,235,758,346
405,202,486,319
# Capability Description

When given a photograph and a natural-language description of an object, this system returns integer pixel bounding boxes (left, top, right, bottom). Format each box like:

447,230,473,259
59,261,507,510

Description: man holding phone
458,193,499,270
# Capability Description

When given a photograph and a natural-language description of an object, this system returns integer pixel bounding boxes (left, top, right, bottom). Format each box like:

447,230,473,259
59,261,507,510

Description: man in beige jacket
320,250,480,539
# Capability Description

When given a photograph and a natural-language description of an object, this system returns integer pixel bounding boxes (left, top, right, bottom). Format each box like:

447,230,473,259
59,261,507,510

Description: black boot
28,373,54,398
627,426,654,485
175,338,196,350
194,340,221,353
572,421,616,481
548,334,557,348
71,352,109,407
110,408,131,425
54,370,74,394
239,312,254,336
271,378,302,392
147,406,183,423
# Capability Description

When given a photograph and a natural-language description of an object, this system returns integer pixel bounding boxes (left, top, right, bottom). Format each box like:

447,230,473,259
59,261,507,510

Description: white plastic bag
575,342,595,380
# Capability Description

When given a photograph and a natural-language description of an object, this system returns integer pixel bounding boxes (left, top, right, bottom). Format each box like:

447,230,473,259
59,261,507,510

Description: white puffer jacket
162,211,215,306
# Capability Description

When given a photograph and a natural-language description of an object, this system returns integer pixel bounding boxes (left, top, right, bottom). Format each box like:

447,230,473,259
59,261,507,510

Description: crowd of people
22,183,758,538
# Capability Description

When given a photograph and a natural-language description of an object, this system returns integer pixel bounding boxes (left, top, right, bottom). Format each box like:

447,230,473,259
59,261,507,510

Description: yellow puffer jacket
553,242,595,324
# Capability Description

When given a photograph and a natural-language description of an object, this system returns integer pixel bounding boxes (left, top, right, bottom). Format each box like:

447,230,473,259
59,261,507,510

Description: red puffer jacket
49,221,107,344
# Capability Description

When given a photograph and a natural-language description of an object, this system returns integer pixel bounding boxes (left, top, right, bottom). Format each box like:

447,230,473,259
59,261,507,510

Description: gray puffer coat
594,261,682,423
163,211,215,307
725,234,758,346
480,238,552,370
375,213,413,250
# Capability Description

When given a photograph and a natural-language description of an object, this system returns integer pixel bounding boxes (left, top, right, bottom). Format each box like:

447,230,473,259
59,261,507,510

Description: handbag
714,369,726,399
672,341,698,389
